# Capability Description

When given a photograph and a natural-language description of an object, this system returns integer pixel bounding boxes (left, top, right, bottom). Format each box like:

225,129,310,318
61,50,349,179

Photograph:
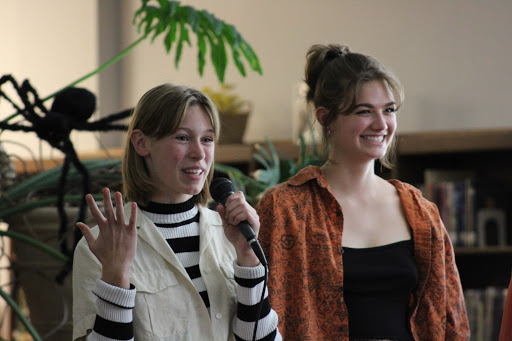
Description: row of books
418,169,508,247
465,287,508,341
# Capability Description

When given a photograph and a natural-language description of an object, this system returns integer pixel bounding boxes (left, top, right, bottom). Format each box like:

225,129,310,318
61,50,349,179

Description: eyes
175,134,214,143
355,107,396,115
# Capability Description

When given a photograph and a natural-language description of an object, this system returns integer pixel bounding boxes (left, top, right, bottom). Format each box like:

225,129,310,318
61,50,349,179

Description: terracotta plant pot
219,112,249,144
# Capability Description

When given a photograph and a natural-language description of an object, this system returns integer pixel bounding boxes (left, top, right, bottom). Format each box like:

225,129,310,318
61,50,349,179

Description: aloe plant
0,1,263,337
0,158,121,340
214,132,326,206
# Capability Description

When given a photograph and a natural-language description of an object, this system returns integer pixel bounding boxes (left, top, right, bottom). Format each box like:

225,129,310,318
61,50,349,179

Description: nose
189,139,205,160
371,112,388,131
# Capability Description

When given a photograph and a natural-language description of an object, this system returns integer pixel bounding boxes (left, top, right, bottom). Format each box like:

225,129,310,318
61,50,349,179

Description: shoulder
259,166,325,205
388,179,437,211
389,179,448,236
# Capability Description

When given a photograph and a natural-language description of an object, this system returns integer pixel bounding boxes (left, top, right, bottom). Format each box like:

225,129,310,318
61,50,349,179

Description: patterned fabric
257,166,470,341
500,275,512,341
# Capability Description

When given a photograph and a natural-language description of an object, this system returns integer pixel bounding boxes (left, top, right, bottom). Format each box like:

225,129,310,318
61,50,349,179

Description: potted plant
203,84,252,144
214,126,326,206
0,1,263,340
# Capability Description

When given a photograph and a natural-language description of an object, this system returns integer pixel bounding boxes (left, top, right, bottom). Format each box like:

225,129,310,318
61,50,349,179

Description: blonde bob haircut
122,83,220,206
305,44,405,168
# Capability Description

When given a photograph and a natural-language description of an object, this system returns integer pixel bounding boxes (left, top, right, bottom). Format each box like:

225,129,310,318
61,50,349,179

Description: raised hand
216,191,260,267
76,188,138,289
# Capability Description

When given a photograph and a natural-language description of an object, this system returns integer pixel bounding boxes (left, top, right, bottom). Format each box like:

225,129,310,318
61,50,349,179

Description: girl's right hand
76,188,138,289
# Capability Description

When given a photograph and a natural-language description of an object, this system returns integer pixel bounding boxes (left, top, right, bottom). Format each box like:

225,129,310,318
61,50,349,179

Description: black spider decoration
0,74,133,283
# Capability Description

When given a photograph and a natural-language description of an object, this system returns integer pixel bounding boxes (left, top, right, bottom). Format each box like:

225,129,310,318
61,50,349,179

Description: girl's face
142,105,215,203
329,80,397,164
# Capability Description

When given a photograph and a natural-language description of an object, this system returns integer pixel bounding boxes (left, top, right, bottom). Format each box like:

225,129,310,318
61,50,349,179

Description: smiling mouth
361,135,386,142
183,169,203,175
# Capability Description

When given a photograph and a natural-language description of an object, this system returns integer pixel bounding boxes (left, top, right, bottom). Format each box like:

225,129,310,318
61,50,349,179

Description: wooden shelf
455,246,512,255
12,141,300,175
397,128,512,155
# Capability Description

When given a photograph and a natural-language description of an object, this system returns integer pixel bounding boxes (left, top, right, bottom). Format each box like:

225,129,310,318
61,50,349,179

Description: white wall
1,0,511,157
0,0,99,160
119,0,512,143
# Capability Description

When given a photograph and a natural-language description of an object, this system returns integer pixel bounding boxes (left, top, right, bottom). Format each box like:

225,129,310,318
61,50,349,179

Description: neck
321,159,379,199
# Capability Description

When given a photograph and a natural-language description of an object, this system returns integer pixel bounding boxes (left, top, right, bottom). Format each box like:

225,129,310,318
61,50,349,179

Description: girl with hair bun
257,44,469,340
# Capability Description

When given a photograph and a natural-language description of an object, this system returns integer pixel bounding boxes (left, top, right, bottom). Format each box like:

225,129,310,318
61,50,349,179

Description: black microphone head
210,177,235,205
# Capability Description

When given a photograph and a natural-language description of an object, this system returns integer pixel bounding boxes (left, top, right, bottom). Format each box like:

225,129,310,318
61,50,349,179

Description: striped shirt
88,198,281,341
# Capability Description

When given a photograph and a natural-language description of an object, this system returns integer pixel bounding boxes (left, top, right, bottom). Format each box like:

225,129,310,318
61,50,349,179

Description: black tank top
342,239,418,341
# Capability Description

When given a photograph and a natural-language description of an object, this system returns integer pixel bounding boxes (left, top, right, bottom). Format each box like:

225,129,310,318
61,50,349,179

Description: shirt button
215,313,222,319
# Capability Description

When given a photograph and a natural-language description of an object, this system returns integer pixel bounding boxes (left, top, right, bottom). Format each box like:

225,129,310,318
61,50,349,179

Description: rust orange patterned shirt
257,166,469,341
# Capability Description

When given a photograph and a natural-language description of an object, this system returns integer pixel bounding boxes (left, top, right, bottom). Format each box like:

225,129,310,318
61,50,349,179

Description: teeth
184,169,202,175
362,135,384,142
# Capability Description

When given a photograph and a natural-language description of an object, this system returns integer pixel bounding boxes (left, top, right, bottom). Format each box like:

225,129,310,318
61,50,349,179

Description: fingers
128,202,138,228
103,188,116,223
85,193,105,223
114,191,125,224
76,221,95,245
223,191,259,229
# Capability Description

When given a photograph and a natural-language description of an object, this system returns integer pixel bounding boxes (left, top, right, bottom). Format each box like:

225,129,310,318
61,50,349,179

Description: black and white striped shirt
88,198,280,341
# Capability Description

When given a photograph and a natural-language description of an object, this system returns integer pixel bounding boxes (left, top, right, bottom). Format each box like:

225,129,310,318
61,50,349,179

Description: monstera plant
0,1,262,340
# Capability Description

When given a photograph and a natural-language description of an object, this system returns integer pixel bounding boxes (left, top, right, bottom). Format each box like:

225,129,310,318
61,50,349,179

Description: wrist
236,248,260,267
102,268,131,289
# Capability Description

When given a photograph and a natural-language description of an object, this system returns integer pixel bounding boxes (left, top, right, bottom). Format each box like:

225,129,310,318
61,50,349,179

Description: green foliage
134,0,262,83
0,159,122,220
202,84,249,114
0,1,264,337
214,133,326,206
43,0,262,102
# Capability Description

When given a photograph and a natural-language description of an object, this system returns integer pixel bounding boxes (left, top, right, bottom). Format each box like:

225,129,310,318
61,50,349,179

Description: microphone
210,177,267,266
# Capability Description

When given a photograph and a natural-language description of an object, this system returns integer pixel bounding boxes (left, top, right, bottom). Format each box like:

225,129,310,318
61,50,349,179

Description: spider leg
0,75,24,114
73,108,133,132
20,79,49,122
0,122,35,133
55,143,91,284
56,157,71,256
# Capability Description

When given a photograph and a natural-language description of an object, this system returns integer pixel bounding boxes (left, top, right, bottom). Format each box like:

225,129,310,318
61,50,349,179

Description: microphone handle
238,221,268,266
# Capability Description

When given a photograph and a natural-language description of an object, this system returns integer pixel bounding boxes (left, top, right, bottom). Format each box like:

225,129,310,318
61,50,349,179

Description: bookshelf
394,129,512,283
394,129,512,339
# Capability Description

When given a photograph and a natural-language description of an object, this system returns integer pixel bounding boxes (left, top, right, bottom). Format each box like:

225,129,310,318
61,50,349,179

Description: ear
315,106,330,128
130,129,150,157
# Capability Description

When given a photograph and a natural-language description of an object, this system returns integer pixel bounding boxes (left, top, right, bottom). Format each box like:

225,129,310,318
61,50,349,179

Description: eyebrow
354,102,396,109
177,126,215,134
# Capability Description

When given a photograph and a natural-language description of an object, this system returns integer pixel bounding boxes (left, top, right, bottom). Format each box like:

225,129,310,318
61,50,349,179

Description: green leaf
240,40,263,74
44,0,264,105
182,5,199,32
0,286,42,341
196,31,207,76
175,21,190,68
164,20,177,53
224,25,245,76
204,31,225,83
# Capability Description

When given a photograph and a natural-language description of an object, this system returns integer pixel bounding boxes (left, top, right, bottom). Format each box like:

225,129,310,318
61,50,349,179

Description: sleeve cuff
233,260,266,279
92,279,136,309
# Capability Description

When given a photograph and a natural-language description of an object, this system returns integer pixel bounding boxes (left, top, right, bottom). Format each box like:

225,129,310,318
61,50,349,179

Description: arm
74,188,138,341
424,202,470,340
499,275,512,341
442,227,470,340
216,191,281,340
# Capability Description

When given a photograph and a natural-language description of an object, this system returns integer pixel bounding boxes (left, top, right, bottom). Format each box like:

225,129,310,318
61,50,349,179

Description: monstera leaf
44,0,262,101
